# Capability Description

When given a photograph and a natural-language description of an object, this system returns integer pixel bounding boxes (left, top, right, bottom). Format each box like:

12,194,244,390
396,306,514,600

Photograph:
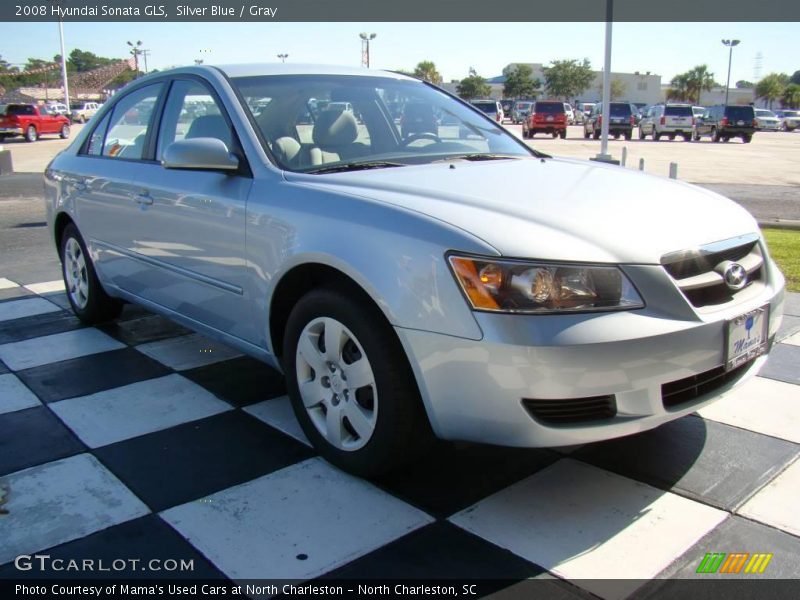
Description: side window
157,79,232,160
102,84,163,160
83,112,111,156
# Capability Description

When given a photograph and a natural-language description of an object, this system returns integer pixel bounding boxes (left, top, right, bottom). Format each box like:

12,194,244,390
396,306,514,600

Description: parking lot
1,112,800,597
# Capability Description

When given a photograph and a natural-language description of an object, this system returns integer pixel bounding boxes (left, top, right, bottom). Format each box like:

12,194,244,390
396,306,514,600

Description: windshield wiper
305,161,407,174
430,153,524,163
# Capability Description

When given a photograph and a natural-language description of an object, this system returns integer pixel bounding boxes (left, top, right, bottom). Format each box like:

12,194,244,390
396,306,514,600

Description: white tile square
0,328,125,371
0,278,18,290
697,376,800,444
0,454,149,565
450,459,726,599
24,280,66,295
739,459,800,536
244,395,311,446
783,331,800,347
135,333,242,371
161,458,433,580
0,297,61,322
50,374,232,448
0,373,41,414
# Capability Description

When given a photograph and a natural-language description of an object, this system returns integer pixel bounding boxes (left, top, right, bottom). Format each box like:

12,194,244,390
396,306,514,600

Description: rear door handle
135,192,153,206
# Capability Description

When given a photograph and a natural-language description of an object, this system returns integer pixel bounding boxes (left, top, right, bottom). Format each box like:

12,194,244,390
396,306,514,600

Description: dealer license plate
725,305,769,371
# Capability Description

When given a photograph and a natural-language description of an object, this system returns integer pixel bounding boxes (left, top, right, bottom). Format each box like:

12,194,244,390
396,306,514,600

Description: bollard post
621,146,627,167
638,158,645,171
669,162,678,179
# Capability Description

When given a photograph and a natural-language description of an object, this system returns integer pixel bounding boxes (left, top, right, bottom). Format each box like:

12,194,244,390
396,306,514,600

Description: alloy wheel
64,237,89,309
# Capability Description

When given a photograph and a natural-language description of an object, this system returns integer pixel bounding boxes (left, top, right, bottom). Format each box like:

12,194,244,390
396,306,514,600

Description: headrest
312,109,358,149
186,115,232,149
272,136,301,166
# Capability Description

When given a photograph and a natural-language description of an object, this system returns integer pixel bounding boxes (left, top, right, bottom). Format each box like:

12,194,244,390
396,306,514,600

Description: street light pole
593,0,615,164
722,39,740,107
359,32,376,68
127,41,143,76
277,53,288,63
58,19,70,108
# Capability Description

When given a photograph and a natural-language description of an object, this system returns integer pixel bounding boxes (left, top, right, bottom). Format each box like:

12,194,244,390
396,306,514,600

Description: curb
758,220,800,231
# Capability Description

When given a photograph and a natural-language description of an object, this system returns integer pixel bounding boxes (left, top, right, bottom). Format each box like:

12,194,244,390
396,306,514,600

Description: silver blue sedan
45,64,785,475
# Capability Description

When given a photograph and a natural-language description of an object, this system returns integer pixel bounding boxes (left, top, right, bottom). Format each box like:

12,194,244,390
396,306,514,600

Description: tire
742,134,752,143
25,125,38,143
60,223,123,324
711,127,720,143
613,133,620,140
560,129,567,139
284,287,433,476
584,128,590,139
638,127,645,140
683,134,692,142
693,131,701,141
654,131,662,141
668,135,675,141
59,124,70,139
723,137,730,143
624,131,632,141
551,132,558,139
593,129,600,140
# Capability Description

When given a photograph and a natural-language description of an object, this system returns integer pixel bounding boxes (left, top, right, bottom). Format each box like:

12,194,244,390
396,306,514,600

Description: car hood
285,157,758,264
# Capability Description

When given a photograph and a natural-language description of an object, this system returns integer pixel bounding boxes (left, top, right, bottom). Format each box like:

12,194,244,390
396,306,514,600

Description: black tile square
182,356,286,407
95,410,313,512
0,287,33,302
0,514,226,579
0,359,8,375
759,343,800,385
37,291,72,310
17,347,172,403
4,262,62,287
98,313,192,346
371,442,559,518
574,415,799,510
0,309,84,344
322,520,545,580
776,314,800,342
784,293,800,317
0,406,85,476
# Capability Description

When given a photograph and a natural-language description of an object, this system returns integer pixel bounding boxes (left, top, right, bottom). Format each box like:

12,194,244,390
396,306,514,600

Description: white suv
639,104,694,141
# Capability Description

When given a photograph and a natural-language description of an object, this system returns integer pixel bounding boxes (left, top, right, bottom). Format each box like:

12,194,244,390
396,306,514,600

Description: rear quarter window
8,105,35,116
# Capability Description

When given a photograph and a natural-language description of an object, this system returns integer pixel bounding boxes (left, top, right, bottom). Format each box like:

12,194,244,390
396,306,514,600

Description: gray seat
185,114,232,149
310,109,368,165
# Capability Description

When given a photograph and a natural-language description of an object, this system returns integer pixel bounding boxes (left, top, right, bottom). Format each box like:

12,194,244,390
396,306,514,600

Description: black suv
583,102,636,140
693,105,756,143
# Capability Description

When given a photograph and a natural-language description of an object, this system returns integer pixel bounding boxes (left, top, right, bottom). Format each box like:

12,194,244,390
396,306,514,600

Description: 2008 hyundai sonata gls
45,64,785,475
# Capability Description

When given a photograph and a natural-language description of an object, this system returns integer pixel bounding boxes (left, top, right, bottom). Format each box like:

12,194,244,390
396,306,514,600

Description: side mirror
162,138,239,171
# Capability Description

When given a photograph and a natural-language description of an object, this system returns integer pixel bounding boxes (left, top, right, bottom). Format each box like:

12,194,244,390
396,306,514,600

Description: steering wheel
402,132,442,146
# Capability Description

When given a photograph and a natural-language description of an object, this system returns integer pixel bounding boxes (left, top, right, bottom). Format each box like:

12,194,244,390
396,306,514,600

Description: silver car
45,64,785,476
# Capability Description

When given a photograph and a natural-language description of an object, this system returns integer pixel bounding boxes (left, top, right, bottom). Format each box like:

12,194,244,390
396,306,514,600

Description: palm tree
782,83,800,109
667,73,691,102
685,65,715,105
413,61,442,85
756,73,787,109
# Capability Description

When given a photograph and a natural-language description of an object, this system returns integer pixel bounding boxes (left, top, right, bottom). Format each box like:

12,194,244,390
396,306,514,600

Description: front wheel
624,131,632,141
284,287,433,476
60,124,70,139
60,223,123,324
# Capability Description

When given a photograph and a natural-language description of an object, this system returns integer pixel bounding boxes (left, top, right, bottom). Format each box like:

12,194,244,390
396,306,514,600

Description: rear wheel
560,129,567,139
60,223,123,324
60,124,70,139
693,130,701,141
638,127,645,140
683,133,692,141
624,131,632,141
668,134,675,141
742,134,752,143
654,130,662,141
593,129,600,140
711,127,720,142
551,131,558,139
284,287,433,476
584,127,590,139
25,125,38,143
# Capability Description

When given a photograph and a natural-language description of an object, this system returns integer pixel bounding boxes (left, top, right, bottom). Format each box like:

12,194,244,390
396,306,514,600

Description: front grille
523,395,616,425
661,235,764,308
662,361,752,408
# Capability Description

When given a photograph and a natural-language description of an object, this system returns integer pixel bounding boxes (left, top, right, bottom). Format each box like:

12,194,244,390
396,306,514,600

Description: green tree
781,83,800,109
0,55,17,73
667,73,691,102
457,72,491,100
685,65,716,104
68,49,114,73
412,61,442,85
736,80,754,88
598,77,628,100
503,64,539,99
756,73,787,108
790,70,800,85
542,59,594,100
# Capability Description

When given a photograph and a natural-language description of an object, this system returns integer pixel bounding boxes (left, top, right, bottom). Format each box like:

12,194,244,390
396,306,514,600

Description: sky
1,21,796,85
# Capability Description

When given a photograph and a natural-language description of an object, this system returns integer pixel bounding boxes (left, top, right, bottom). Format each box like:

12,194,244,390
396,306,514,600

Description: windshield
781,110,799,117
232,74,532,173
755,109,775,117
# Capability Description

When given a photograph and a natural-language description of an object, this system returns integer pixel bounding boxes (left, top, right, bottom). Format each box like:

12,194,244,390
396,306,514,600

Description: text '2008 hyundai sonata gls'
45,64,785,475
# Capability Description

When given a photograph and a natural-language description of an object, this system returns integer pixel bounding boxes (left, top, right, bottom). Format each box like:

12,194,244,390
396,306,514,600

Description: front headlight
448,255,644,313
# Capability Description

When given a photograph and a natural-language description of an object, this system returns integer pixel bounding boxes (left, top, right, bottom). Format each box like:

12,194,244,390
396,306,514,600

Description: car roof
211,63,414,81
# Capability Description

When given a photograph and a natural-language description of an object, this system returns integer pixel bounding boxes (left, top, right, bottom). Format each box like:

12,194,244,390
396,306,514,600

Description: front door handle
135,192,153,206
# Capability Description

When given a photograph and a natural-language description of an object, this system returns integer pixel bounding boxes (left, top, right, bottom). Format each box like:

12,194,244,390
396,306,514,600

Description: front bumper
396,263,785,448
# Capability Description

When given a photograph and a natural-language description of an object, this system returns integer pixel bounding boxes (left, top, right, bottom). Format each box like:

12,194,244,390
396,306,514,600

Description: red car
0,103,71,142
522,100,568,139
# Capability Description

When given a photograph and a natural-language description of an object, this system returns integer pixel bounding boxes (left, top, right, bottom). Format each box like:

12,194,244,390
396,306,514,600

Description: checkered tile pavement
1,276,799,598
